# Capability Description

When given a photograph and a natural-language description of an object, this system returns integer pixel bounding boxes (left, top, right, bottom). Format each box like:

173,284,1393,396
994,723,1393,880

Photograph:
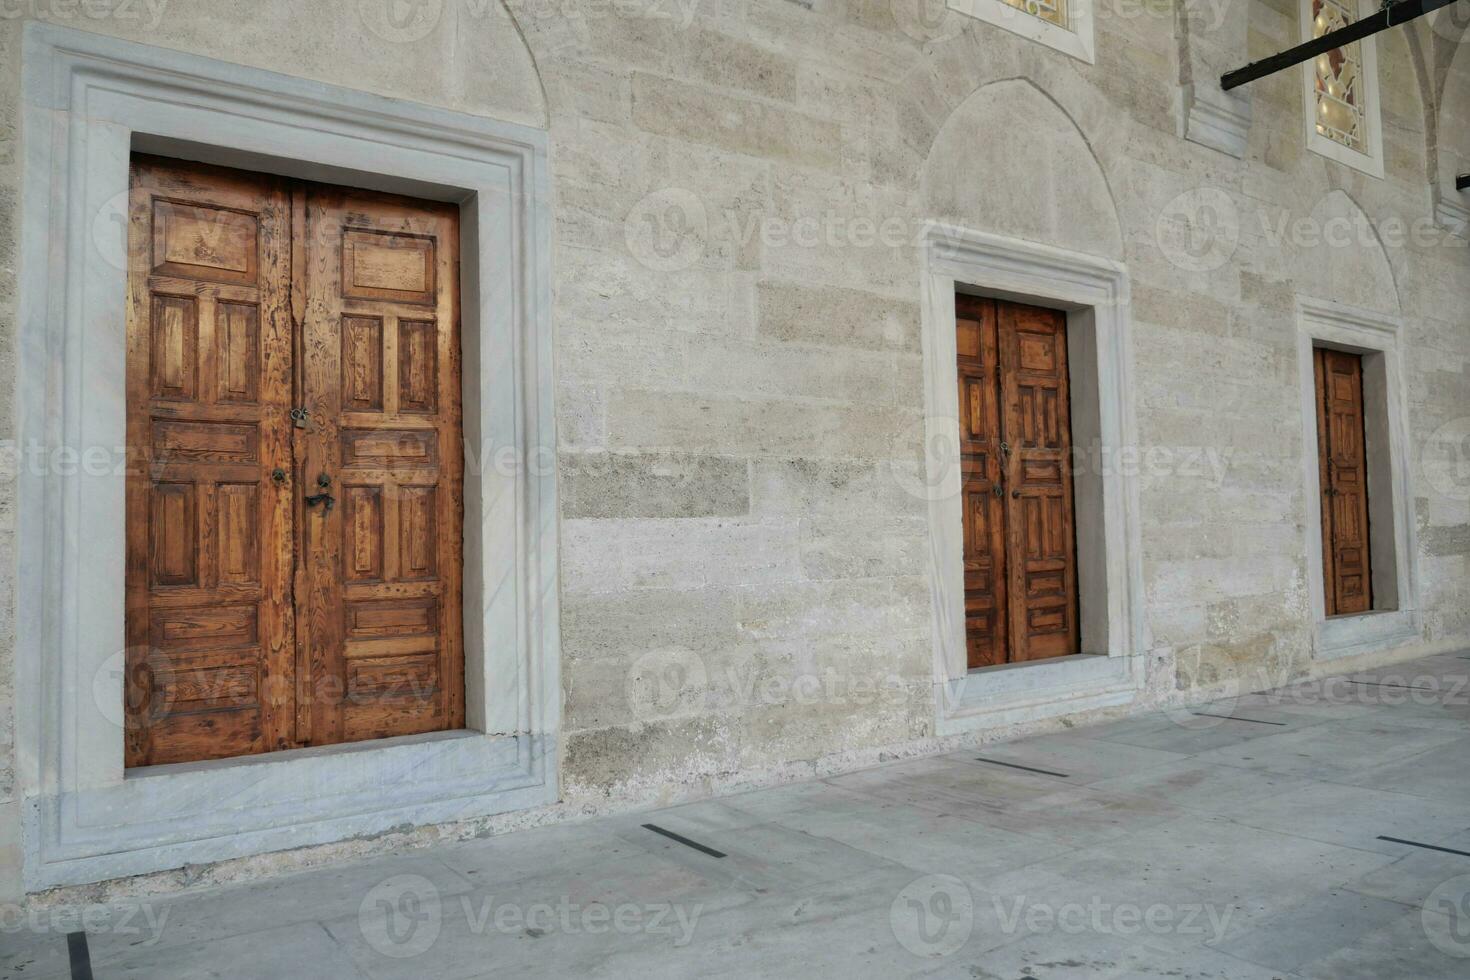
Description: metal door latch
305,473,334,512
290,408,311,430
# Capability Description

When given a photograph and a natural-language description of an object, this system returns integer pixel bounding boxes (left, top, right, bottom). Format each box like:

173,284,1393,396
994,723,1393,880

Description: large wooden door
998,302,1080,662
125,157,297,766
125,156,464,766
1314,348,1373,616
295,186,465,746
956,295,1080,669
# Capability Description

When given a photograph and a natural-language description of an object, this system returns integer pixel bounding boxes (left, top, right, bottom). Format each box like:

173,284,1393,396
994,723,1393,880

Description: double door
956,295,1081,669
125,155,465,767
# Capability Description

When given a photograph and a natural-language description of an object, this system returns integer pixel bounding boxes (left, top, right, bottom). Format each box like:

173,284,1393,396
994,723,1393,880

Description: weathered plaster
0,0,1465,897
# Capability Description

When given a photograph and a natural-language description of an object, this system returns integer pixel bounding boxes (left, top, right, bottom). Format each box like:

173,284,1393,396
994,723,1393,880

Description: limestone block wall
0,0,1466,893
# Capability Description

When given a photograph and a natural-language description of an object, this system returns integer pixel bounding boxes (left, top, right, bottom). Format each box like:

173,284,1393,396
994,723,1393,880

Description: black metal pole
1222,0,1457,91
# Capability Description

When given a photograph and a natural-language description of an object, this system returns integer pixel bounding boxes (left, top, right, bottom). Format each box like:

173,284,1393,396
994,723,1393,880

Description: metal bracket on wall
1221,0,1456,91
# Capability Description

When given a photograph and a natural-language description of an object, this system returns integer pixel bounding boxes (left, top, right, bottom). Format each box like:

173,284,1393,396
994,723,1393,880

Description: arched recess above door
921,78,1124,262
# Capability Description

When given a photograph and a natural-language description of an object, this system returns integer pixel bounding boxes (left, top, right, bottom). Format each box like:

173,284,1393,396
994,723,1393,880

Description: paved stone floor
5,651,1470,979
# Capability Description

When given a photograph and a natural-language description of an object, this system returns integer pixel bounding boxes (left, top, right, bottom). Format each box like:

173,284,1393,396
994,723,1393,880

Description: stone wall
1,0,1467,895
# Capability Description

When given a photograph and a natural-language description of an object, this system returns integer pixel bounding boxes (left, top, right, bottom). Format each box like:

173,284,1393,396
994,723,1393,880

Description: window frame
946,0,1096,64
1300,0,1386,179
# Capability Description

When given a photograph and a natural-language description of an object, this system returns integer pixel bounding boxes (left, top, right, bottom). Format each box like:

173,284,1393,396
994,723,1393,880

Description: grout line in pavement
67,932,93,980
973,757,1070,778
643,823,727,858
1377,836,1470,858
1192,712,1288,726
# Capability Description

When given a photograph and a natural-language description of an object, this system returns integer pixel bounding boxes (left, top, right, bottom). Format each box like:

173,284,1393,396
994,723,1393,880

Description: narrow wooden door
1314,348,1373,616
295,185,465,747
956,297,1009,669
955,295,1080,668
126,157,465,766
124,156,297,766
998,302,1080,662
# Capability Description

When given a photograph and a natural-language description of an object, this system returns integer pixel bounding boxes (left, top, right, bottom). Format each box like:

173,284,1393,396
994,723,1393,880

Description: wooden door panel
1315,348,1373,616
998,302,1080,663
297,185,465,747
150,198,261,285
342,316,386,411
125,156,295,767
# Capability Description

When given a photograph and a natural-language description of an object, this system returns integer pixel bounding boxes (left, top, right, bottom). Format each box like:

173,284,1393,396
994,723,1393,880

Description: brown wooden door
998,302,1080,662
125,157,297,766
1314,348,1373,616
125,157,464,766
956,296,1080,668
956,297,1009,669
295,185,465,747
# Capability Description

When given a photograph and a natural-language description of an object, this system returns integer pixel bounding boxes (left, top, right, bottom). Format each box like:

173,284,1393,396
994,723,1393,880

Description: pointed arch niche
918,81,1142,735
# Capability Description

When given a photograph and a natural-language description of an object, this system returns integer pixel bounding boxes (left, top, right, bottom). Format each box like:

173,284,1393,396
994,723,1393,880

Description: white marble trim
1294,295,1422,660
16,23,560,890
919,226,1146,737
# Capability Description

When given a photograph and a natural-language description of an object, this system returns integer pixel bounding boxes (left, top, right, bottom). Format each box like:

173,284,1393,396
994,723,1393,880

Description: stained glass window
1311,0,1367,154
1001,0,1068,29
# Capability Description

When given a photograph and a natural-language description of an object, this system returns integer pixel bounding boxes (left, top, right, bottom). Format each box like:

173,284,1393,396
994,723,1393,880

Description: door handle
305,473,334,512
305,492,335,513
